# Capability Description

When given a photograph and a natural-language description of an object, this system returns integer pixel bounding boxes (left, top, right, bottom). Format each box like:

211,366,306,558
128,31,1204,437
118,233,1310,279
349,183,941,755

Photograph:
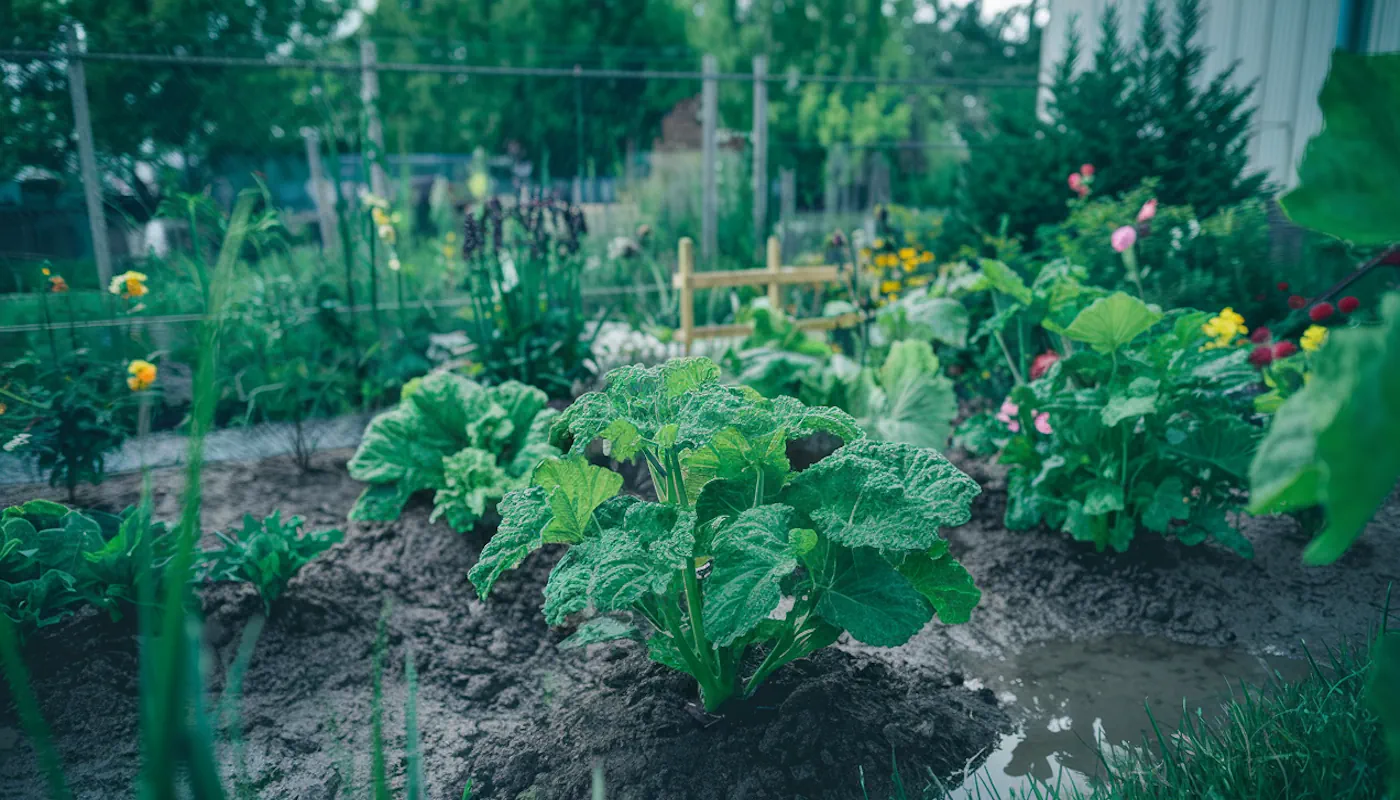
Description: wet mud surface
1,445,1396,798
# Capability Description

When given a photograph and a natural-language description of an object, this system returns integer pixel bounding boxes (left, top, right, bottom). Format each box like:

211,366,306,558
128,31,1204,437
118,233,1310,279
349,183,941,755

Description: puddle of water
944,636,1309,798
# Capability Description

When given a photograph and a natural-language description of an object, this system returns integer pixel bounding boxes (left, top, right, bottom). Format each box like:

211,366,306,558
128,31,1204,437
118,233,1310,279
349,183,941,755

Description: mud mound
464,647,1007,800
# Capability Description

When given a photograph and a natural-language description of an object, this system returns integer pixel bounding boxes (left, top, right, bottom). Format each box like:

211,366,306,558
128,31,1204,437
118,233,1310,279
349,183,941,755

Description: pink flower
1068,173,1083,192
1137,199,1157,223
1034,412,1053,435
1080,163,1095,177
995,399,1020,433
1111,225,1137,253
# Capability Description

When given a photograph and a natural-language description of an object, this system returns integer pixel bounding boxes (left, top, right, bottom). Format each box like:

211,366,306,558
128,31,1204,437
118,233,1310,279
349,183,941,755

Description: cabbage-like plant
470,357,981,711
347,372,559,531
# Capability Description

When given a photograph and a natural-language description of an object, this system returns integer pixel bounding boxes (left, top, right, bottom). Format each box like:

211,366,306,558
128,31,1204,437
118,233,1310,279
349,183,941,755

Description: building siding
1038,0,1400,189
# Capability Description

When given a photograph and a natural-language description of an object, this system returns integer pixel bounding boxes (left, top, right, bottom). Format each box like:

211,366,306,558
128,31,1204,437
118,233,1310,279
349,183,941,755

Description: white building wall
1038,0,1400,189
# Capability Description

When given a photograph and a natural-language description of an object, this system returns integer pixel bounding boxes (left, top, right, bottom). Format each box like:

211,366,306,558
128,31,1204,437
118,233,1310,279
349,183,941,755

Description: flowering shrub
957,292,1261,555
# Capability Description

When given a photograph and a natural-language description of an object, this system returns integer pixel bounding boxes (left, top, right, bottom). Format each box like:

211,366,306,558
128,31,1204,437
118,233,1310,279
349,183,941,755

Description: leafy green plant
1,352,132,502
347,371,561,531
1247,52,1400,566
0,499,90,632
805,340,958,450
458,195,604,397
470,357,982,711
200,510,343,614
960,292,1261,555
78,502,175,619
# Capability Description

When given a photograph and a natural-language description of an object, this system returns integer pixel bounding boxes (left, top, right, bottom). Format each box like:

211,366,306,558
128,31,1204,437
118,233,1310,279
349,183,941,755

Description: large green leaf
540,503,692,625
533,457,624,544
682,427,789,507
468,487,553,599
979,259,1032,304
551,357,861,459
780,440,979,552
703,505,798,646
1249,294,1400,564
814,547,931,647
1061,292,1163,354
865,340,958,449
1281,52,1400,245
897,546,980,624
877,290,971,348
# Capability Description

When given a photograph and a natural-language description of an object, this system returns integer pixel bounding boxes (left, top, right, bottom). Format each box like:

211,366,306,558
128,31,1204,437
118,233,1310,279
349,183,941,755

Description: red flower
1250,327,1272,344
1248,345,1274,368
1272,341,1298,359
1287,295,1306,310
1030,351,1061,380
1277,281,1289,292
1309,302,1335,322
1339,296,1360,314
1080,163,1095,177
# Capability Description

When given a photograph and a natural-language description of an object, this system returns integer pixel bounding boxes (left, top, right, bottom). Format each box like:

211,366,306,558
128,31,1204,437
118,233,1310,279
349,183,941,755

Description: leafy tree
950,0,1265,251
366,0,695,179
0,0,351,215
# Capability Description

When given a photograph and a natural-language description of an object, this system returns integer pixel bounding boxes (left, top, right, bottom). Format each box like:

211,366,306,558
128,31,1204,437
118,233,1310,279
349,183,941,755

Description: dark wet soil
1,445,1396,799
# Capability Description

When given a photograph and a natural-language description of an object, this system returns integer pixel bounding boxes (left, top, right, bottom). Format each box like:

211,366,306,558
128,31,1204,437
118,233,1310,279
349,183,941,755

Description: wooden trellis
673,235,864,352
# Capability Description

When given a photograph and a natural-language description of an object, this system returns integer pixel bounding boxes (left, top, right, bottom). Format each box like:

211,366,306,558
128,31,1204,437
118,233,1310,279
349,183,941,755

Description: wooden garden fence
673,235,864,352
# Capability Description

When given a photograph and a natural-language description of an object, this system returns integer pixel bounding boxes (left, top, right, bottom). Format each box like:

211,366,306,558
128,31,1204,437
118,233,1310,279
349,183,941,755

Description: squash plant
959,292,1261,555
347,371,560,531
470,357,982,711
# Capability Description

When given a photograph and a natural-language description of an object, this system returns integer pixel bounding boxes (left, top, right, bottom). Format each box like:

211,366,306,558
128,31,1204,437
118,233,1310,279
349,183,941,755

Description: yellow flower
445,231,458,244
441,244,455,259
1201,307,1247,348
873,238,886,249
980,370,991,379
880,280,902,295
109,270,149,298
1301,325,1328,353
127,359,157,391
919,251,934,263
41,267,50,276
859,248,872,259
468,172,490,198
901,260,916,273
371,207,390,226
0,401,6,415
898,247,917,261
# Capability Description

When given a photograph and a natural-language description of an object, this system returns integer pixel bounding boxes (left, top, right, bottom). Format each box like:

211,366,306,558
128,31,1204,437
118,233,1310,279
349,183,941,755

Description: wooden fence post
359,39,389,200
678,237,695,354
65,27,112,288
766,235,782,310
701,54,718,264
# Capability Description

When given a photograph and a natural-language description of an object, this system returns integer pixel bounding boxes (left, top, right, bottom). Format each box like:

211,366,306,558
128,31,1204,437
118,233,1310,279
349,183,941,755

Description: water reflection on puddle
944,636,1308,798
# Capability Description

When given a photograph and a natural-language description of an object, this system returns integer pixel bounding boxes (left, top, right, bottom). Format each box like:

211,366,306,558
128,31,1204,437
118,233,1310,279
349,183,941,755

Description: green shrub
347,371,561,531
959,293,1261,555
950,0,1264,251
470,357,982,711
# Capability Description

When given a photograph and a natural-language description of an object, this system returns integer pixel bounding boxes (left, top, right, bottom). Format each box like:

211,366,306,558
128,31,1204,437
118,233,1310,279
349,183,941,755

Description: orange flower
109,270,149,298
126,359,157,391
49,275,69,293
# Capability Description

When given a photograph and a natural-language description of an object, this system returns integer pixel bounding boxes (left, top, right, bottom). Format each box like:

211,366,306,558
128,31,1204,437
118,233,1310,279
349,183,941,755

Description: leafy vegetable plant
0,499,174,632
469,357,981,711
959,292,1261,555
347,371,560,531
201,510,343,613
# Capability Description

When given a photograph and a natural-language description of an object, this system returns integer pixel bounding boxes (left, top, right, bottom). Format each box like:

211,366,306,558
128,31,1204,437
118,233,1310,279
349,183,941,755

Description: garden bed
1,448,1396,798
